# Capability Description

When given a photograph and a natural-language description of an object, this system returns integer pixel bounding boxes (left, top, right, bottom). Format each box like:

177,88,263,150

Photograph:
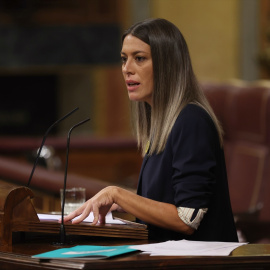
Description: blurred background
0,0,267,138
1,0,270,243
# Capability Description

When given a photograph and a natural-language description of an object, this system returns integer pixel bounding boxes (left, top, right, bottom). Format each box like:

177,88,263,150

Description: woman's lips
126,80,140,91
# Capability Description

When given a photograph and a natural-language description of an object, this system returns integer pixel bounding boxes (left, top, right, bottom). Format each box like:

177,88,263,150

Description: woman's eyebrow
120,50,149,55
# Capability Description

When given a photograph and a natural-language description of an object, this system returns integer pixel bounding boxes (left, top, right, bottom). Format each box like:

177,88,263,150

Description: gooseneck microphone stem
27,107,79,188
59,118,90,245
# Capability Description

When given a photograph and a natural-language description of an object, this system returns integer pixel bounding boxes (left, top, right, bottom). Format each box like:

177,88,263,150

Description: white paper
129,239,247,256
38,212,126,225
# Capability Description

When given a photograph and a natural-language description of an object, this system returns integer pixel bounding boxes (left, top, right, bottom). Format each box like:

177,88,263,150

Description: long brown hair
122,18,223,156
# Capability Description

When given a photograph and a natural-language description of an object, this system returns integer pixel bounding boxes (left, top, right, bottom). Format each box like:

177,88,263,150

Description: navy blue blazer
137,104,238,242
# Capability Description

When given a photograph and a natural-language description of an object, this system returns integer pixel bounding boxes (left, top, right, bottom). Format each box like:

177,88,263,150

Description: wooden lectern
0,185,39,247
0,185,148,251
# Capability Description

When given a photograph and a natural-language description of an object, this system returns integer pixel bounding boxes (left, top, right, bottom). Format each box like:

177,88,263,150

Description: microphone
26,107,79,188
58,118,90,245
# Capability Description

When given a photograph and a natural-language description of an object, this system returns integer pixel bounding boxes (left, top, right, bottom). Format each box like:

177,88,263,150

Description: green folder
32,245,138,260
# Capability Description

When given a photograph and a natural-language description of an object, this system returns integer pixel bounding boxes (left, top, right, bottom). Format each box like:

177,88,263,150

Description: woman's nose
122,59,134,74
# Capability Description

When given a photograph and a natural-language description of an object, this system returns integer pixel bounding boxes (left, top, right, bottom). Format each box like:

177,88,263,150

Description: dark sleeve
170,106,219,209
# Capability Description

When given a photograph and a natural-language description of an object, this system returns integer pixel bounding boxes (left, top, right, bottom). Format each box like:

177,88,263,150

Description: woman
64,18,238,242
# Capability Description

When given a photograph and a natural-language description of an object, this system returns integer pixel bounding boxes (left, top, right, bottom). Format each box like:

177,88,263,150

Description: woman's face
121,34,154,105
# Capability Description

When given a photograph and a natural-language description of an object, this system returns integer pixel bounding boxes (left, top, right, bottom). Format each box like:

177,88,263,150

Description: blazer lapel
137,155,149,195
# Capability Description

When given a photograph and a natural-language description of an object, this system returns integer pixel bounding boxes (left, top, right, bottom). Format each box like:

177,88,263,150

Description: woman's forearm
113,187,194,235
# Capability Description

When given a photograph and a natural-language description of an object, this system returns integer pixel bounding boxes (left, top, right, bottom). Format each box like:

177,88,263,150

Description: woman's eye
121,56,127,63
136,56,145,62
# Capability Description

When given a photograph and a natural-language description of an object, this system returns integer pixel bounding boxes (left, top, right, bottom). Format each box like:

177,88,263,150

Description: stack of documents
37,212,125,225
130,240,247,256
32,240,247,259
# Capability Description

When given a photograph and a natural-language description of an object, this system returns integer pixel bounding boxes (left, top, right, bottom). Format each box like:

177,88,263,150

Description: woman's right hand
62,186,118,225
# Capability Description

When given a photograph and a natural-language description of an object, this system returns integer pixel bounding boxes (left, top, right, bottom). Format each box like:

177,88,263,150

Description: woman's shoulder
177,103,213,125
170,104,220,147
171,103,218,138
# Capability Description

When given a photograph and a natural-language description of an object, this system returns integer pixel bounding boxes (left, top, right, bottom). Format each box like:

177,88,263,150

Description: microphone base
52,224,72,246
51,240,73,247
